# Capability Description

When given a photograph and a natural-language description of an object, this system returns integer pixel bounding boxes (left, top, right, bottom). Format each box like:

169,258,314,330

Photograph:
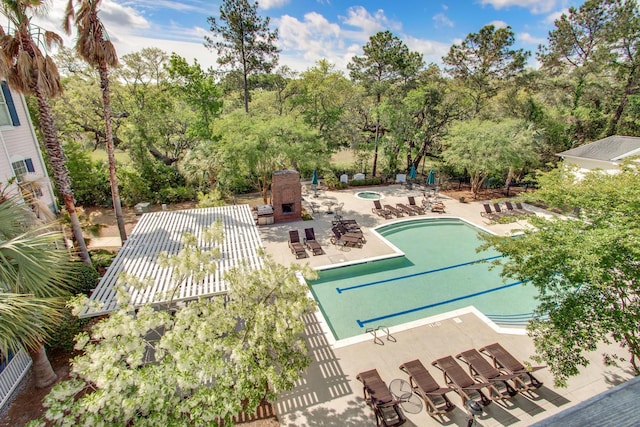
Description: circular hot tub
355,191,383,200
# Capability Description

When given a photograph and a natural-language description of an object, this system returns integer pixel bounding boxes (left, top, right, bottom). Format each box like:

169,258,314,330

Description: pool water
308,218,538,341
355,191,382,200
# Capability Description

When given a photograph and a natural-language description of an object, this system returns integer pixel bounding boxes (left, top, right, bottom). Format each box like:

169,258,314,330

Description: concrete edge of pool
303,216,527,349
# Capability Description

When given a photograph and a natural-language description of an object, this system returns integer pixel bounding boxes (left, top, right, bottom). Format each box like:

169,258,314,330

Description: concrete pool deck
258,185,635,426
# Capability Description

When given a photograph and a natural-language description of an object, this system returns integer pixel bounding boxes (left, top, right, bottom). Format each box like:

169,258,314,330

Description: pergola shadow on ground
275,312,372,426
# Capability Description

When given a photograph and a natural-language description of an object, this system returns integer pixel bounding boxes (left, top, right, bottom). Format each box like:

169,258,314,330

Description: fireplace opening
282,203,294,214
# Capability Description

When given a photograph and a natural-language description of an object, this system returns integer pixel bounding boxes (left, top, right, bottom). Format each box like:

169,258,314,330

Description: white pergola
81,204,263,318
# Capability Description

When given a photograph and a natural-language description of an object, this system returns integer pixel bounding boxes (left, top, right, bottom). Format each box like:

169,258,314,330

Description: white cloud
518,32,545,45
433,13,454,29
488,20,508,29
404,36,451,66
545,9,568,24
340,6,401,39
479,0,564,15
259,0,291,10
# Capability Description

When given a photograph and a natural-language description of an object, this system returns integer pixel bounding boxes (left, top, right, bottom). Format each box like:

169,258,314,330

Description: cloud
545,9,568,24
259,0,291,10
403,36,451,66
518,32,546,45
479,0,563,15
433,13,454,29
488,20,508,29
340,6,402,39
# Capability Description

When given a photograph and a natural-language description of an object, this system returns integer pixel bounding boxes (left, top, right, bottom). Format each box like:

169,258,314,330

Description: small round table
388,379,423,414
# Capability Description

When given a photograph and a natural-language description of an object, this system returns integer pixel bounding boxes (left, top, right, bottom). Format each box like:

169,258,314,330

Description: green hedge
348,178,382,186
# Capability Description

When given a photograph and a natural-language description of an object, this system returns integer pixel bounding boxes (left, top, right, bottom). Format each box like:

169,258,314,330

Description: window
11,158,35,182
0,81,20,126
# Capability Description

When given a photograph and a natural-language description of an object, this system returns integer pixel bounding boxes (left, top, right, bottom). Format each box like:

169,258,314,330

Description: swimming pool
307,218,538,341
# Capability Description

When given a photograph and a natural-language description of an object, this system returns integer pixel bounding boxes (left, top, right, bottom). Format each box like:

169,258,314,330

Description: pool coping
305,216,527,349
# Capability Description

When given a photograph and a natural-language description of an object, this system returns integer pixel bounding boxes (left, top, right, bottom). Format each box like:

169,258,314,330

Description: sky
32,0,584,75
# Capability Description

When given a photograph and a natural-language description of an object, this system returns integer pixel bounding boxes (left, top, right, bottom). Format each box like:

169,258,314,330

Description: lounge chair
372,200,393,219
456,349,520,399
303,228,324,256
407,196,425,214
335,223,366,243
339,219,362,233
504,201,526,215
479,343,545,390
395,203,417,216
399,359,456,416
383,204,404,218
432,355,493,406
429,200,446,213
330,226,362,248
481,203,500,221
493,203,506,216
357,369,407,427
288,230,308,259
515,201,533,215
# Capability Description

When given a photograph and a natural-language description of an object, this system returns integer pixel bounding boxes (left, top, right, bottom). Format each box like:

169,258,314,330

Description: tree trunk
34,88,92,266
99,62,127,244
27,344,57,388
607,66,638,136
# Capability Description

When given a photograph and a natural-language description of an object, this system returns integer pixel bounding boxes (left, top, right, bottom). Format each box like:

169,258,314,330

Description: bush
90,249,117,274
348,178,382,186
64,141,111,206
158,186,197,204
46,307,89,352
70,262,100,296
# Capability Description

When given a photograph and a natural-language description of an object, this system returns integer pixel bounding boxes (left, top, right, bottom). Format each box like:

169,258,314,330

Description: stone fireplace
271,170,302,223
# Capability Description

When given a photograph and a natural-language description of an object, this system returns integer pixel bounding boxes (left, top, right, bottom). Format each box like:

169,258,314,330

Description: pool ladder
366,326,396,345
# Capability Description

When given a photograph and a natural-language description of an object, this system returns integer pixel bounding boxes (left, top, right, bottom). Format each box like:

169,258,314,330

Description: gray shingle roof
531,376,640,427
558,135,640,162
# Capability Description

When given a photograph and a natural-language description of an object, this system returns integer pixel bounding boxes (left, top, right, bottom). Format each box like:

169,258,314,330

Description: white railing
0,349,32,410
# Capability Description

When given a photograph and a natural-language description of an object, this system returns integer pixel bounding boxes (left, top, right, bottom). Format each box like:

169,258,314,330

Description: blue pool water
307,218,538,341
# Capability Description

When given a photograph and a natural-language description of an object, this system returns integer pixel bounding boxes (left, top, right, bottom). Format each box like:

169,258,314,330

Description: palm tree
0,198,73,388
64,0,126,243
0,0,92,266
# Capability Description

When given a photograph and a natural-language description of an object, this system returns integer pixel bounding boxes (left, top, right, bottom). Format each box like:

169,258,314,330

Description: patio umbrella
408,164,417,180
311,170,319,185
427,169,435,186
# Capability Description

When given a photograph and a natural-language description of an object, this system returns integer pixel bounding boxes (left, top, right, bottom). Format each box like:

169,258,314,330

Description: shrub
46,307,89,352
349,178,382,186
158,186,197,204
90,249,117,274
70,262,100,296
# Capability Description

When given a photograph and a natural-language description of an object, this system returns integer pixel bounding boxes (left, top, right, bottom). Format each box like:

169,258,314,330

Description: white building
557,135,640,177
0,81,56,213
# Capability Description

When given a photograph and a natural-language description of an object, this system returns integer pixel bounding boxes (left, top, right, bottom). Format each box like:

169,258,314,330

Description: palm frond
0,293,64,355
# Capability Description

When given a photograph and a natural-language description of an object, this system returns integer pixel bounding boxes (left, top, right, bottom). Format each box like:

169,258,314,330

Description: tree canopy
480,164,640,386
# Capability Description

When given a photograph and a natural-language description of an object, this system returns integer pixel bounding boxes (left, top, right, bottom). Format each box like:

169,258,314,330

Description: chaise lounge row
357,342,545,426
288,228,325,258
481,201,533,221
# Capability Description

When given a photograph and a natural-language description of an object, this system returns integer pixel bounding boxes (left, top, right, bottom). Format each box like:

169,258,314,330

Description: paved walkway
259,185,633,426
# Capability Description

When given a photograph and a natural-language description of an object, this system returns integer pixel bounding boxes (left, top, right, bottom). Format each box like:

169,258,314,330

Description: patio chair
339,219,362,233
372,200,394,219
481,203,501,221
456,349,520,399
395,203,417,216
288,230,308,259
429,200,446,213
399,359,456,416
504,201,526,215
479,343,545,390
357,369,407,427
493,203,507,216
407,196,426,214
330,226,362,248
431,355,493,407
336,223,366,243
515,201,533,215
383,204,404,218
303,227,324,256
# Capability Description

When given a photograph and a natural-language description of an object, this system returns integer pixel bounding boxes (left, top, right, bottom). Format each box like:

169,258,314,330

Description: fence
0,349,31,410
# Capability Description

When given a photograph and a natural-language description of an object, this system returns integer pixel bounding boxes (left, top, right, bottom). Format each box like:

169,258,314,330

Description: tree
348,31,423,176
0,198,73,388
442,118,538,197
443,25,530,116
38,223,316,425
0,0,92,266
205,0,279,113
480,164,640,386
64,0,127,243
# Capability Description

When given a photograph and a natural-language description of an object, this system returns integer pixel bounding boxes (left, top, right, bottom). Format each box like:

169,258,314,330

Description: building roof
531,376,640,427
81,204,263,318
557,135,640,162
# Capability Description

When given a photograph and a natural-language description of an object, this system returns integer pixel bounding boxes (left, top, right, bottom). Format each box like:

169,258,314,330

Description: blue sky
35,0,583,74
